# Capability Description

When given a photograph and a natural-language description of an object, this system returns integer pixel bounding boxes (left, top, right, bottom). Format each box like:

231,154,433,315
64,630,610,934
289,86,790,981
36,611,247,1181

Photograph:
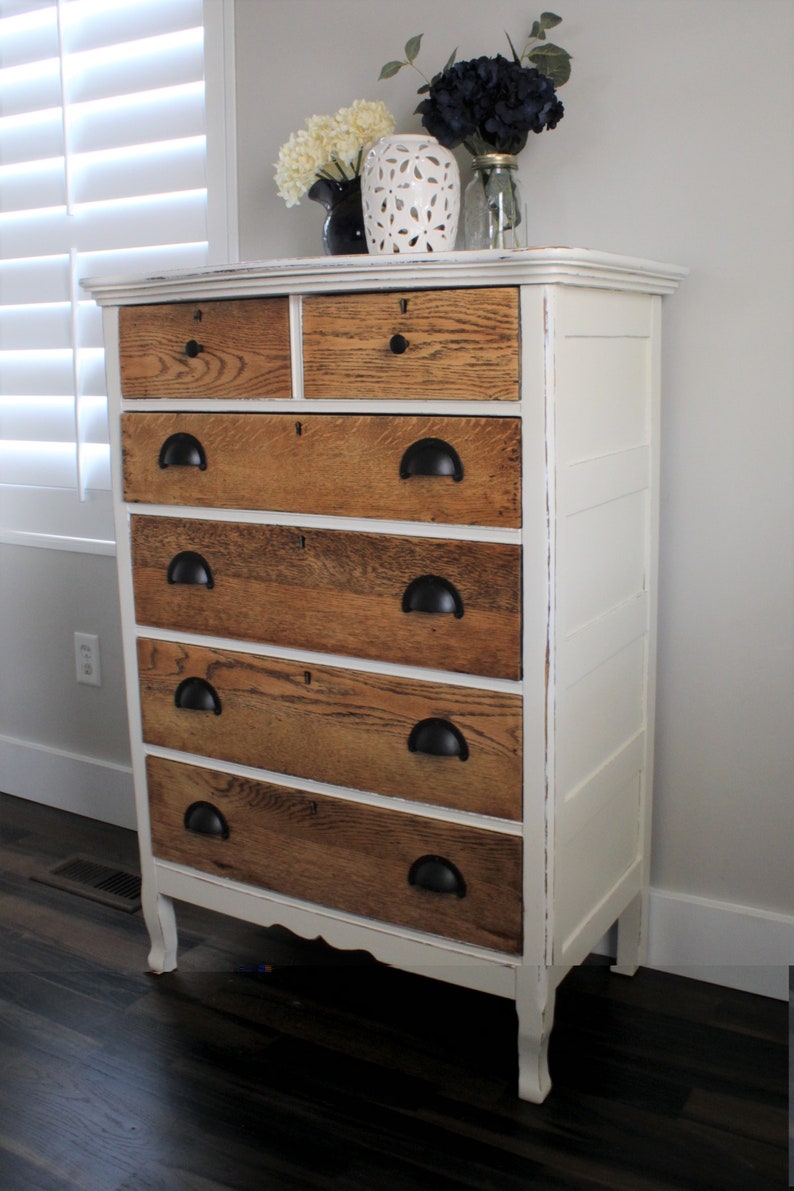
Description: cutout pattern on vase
362,135,460,254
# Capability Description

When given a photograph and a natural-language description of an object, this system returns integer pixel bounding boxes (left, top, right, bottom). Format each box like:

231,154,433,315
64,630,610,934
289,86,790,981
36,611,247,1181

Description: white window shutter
0,0,210,547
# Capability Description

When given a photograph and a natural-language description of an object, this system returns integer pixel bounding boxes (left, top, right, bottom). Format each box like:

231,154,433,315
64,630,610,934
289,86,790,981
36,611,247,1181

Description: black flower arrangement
380,12,571,157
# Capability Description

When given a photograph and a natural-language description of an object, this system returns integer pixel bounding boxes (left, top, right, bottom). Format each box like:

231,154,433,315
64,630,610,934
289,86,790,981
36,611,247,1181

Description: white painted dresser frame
86,249,685,1102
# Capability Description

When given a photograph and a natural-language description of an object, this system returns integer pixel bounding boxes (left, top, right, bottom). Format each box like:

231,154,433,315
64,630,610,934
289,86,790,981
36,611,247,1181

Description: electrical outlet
74,632,102,687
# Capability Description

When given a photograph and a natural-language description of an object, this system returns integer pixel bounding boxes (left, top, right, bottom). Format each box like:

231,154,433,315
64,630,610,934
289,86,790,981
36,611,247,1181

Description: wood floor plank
0,1134,81,1191
0,791,787,1191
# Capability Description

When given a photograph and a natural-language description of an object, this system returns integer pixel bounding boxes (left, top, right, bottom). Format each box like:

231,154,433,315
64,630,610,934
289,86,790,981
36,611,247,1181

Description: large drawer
302,287,519,401
130,516,521,679
137,638,522,820
122,412,521,527
147,755,523,953
118,299,292,398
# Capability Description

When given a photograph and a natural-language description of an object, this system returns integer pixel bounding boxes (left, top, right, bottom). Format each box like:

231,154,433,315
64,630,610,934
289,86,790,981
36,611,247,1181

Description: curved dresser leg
142,885,178,974
515,965,556,1103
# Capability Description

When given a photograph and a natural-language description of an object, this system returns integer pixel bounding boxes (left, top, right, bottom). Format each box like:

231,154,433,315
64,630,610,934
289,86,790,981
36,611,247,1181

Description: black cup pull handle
389,333,409,355
408,855,466,898
174,677,222,715
401,575,464,618
184,801,229,839
184,339,204,358
167,550,214,589
399,438,463,482
158,432,207,470
408,718,469,761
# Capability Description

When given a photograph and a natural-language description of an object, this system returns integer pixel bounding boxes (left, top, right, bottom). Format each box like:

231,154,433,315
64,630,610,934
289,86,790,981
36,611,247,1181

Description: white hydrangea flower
275,99,395,206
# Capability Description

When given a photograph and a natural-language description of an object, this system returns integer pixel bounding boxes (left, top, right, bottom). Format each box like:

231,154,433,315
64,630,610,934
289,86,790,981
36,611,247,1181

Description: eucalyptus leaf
379,60,405,80
528,43,572,85
405,34,423,62
540,12,563,29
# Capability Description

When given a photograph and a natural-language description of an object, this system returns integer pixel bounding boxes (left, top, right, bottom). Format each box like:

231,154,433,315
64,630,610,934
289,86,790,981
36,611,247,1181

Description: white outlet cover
74,632,101,687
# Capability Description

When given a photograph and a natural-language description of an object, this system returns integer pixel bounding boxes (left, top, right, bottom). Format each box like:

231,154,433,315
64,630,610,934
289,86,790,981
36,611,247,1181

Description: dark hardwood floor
0,790,787,1190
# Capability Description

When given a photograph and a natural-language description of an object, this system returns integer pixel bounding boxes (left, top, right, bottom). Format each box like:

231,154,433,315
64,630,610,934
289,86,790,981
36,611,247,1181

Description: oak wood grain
302,287,520,401
137,637,522,819
130,516,522,679
121,411,522,526
119,298,292,398
146,755,523,953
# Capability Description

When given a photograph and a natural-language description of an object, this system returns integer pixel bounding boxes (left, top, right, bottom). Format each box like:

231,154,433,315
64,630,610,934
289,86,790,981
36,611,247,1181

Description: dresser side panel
550,288,659,963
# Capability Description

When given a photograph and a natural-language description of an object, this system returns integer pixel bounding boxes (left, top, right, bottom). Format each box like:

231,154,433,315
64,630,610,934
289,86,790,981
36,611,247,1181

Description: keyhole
193,309,203,323
400,298,409,314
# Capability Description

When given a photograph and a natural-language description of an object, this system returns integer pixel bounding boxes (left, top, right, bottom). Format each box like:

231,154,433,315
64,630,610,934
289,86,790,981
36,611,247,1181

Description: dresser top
83,247,687,306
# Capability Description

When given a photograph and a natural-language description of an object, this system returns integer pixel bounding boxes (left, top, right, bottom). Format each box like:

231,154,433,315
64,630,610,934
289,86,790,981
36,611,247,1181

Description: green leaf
379,60,405,80
528,44,572,86
443,46,458,71
404,34,423,62
416,83,430,94
530,20,542,39
540,12,563,29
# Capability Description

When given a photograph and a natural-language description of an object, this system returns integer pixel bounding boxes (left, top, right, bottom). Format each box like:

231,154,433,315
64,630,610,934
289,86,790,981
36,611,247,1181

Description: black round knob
389,333,409,355
184,339,203,358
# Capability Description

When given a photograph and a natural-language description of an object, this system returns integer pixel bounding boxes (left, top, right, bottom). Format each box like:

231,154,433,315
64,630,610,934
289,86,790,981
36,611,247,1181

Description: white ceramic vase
361,134,460,254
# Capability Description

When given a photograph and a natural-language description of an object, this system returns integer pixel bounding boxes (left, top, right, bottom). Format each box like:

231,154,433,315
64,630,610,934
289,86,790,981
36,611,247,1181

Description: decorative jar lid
471,153,519,170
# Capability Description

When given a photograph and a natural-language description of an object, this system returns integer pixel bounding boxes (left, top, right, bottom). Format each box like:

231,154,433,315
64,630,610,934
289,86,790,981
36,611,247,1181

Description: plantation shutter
0,0,210,548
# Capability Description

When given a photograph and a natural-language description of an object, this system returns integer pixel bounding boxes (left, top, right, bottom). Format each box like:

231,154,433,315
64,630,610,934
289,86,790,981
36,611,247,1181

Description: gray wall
2,0,790,934
235,0,793,917
0,540,133,826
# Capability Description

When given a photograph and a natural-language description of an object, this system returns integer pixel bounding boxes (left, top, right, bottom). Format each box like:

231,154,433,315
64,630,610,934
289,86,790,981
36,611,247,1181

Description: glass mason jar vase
464,153,523,250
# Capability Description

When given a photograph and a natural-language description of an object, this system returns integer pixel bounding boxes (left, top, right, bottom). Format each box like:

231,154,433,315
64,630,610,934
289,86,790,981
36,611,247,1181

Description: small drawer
130,516,521,680
302,287,519,401
119,298,292,398
122,412,521,527
137,638,522,820
147,755,523,953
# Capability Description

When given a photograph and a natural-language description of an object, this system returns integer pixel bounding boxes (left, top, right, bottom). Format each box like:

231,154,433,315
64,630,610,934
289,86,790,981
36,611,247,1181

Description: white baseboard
596,887,793,1000
2,741,791,1002
0,734,135,831
646,887,792,1000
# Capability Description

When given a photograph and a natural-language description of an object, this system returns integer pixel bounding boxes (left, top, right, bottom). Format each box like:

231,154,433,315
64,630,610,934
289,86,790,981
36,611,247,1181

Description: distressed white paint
85,249,683,1102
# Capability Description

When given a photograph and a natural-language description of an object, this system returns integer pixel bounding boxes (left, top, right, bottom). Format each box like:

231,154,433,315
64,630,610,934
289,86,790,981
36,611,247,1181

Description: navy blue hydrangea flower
417,54,564,155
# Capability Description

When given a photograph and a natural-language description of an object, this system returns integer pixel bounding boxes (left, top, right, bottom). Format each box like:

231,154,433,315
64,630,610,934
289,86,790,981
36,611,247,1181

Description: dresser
85,249,685,1102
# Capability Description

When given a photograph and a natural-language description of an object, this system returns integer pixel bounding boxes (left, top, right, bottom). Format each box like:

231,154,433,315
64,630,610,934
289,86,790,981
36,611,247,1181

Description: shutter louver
0,0,208,548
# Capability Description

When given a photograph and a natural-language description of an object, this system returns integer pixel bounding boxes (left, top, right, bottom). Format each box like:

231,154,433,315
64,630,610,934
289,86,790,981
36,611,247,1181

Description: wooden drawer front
131,517,521,679
122,412,521,527
147,756,522,953
302,288,519,401
137,638,522,820
119,299,292,398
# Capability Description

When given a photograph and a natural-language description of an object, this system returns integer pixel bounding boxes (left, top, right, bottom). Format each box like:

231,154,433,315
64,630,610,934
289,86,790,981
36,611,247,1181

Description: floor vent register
32,854,142,913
